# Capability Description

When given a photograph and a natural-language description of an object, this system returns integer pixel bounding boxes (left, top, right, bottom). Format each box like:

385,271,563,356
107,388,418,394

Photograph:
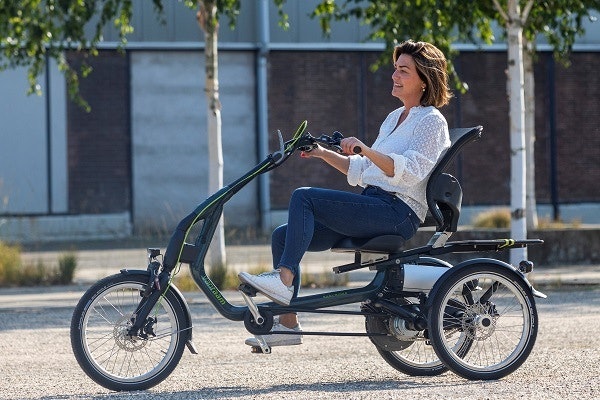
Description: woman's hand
300,144,327,159
340,137,367,155
300,143,351,175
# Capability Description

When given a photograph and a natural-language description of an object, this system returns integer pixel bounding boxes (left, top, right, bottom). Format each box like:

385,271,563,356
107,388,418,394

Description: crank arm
253,335,271,354
239,290,265,325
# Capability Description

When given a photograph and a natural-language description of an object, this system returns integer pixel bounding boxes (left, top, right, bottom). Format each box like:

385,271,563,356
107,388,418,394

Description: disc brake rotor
113,315,149,351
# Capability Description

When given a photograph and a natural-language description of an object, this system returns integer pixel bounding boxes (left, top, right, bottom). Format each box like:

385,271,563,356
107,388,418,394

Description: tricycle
70,121,545,391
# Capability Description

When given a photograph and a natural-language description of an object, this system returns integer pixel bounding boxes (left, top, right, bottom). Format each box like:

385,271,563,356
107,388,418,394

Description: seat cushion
332,234,407,253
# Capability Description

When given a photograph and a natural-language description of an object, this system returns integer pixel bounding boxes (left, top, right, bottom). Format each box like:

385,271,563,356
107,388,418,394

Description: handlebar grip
353,146,362,154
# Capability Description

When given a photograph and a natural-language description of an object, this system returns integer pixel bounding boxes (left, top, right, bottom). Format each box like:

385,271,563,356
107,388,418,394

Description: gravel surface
0,287,599,400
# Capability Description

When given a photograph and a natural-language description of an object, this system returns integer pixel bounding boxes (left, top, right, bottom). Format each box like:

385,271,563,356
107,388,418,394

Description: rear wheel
71,273,189,391
428,264,538,380
366,298,471,376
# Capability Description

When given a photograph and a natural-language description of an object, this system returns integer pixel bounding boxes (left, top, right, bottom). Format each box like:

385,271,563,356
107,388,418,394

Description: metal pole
45,53,53,214
548,56,560,221
257,0,271,233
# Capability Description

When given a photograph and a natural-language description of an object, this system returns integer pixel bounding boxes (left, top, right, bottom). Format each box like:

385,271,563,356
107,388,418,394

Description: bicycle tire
428,263,538,380
70,273,188,391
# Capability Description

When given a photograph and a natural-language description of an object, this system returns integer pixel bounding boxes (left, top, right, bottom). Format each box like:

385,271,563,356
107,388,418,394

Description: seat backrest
426,126,483,232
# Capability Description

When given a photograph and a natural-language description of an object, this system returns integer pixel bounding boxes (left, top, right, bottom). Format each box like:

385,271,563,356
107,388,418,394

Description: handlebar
297,131,362,155
298,131,345,154
270,121,361,166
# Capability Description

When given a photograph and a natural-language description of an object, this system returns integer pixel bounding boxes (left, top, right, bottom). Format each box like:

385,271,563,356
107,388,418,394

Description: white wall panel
130,51,258,233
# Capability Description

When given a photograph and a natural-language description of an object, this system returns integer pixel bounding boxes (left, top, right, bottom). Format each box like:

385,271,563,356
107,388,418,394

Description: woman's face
391,53,424,104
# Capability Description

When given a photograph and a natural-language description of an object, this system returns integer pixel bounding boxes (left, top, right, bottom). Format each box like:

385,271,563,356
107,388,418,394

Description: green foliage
0,0,290,107
57,252,78,284
0,241,22,284
0,0,154,109
311,0,600,91
311,0,497,92
522,0,600,66
0,241,78,287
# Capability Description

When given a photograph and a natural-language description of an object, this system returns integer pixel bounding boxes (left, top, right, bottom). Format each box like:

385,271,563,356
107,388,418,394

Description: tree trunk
523,46,538,230
506,0,527,265
198,0,226,269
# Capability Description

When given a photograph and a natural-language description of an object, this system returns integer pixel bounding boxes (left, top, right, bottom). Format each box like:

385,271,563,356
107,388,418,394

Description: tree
312,0,495,90
196,0,227,271
0,0,286,273
490,0,600,263
0,0,141,110
493,0,530,265
519,1,600,229
313,0,599,264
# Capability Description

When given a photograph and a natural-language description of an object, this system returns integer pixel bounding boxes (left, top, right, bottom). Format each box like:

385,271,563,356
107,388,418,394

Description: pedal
251,335,271,354
250,345,272,354
251,346,264,353
238,283,258,297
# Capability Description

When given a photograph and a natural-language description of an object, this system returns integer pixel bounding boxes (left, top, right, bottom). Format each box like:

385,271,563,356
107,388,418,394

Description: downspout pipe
257,0,271,233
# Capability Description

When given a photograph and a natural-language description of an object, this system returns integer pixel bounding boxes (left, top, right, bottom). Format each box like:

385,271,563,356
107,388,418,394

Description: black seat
331,126,483,254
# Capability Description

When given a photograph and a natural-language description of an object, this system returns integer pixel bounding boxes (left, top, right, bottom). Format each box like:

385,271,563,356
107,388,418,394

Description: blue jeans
271,186,421,295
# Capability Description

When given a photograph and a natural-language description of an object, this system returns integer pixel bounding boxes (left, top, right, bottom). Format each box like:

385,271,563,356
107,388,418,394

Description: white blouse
346,105,450,221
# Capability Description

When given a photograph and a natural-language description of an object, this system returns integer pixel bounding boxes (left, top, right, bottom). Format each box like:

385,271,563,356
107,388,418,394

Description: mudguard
425,257,547,310
119,269,198,354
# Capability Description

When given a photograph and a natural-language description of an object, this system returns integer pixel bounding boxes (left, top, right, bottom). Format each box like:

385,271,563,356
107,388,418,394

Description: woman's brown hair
393,40,452,108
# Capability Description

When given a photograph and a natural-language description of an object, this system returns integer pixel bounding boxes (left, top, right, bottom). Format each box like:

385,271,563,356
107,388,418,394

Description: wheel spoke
72,276,185,390
429,266,537,380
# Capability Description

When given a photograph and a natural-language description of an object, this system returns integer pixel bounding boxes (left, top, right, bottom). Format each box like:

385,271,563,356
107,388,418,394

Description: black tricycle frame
72,121,546,389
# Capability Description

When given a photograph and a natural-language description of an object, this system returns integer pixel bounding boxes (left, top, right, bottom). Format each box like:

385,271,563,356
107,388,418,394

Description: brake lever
270,129,286,164
332,145,343,153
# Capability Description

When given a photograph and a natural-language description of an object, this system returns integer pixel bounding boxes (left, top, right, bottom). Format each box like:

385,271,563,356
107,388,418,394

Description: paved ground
1,243,599,399
0,285,599,399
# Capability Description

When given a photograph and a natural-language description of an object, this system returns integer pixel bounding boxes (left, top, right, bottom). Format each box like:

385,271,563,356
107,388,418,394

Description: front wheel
70,273,189,391
428,263,538,380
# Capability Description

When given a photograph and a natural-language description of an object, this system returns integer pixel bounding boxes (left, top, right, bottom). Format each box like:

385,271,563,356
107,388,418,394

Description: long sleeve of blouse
346,106,450,221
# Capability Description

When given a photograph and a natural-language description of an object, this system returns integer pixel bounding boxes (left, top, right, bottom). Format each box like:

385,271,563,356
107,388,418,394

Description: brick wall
63,49,600,219
66,51,131,214
267,50,600,210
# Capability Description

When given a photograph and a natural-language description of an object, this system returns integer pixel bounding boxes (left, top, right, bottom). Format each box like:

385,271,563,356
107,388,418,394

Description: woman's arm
302,146,351,175
339,137,395,177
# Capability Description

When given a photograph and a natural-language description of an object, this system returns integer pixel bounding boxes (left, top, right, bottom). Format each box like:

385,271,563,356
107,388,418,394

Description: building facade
1,1,599,242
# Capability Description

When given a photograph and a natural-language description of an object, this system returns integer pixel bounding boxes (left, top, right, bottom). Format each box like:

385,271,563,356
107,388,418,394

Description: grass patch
537,217,582,229
472,209,584,229
472,208,511,228
0,241,22,284
301,270,350,288
0,241,78,287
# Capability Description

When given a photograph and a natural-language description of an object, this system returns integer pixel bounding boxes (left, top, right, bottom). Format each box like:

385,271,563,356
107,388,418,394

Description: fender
119,269,198,354
425,257,547,309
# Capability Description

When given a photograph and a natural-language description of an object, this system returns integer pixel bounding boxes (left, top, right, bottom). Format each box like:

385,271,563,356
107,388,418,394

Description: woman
239,40,452,347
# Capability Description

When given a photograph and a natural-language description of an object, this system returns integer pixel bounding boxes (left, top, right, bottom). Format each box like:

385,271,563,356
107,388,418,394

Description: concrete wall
0,60,67,215
130,51,259,234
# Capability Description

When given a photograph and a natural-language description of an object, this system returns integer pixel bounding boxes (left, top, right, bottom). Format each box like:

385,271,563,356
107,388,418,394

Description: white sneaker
238,269,294,305
245,322,303,347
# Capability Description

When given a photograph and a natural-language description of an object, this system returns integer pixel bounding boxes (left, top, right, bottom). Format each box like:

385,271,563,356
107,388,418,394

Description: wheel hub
113,316,148,351
462,304,497,341
389,317,420,341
